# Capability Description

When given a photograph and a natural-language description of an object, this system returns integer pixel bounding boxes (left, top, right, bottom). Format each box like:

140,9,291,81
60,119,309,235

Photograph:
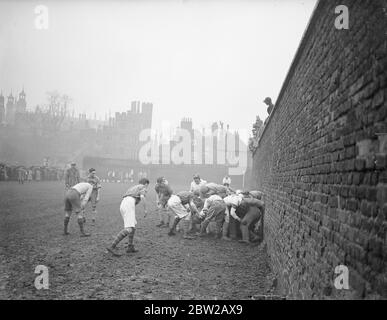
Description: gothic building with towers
0,89,27,125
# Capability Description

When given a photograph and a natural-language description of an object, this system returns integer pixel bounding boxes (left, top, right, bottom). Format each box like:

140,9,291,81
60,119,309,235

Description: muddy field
0,181,275,300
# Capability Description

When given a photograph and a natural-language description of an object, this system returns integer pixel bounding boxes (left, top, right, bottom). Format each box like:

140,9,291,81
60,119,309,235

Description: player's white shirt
223,194,243,207
222,177,231,185
203,194,223,210
72,182,93,204
190,179,207,193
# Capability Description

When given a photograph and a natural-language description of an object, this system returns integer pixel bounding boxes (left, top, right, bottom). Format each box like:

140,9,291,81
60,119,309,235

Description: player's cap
89,168,96,173
263,97,272,103
71,162,76,165
193,174,200,179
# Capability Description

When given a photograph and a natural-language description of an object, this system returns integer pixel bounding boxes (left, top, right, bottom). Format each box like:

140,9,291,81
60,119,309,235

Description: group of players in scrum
62,169,265,257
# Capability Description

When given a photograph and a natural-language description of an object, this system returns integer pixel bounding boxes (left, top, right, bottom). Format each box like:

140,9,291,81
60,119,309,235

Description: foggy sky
0,0,317,134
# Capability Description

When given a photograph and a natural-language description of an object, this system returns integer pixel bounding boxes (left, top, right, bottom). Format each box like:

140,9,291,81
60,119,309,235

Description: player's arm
230,206,241,222
65,170,70,188
155,191,160,205
188,199,198,215
81,187,93,209
96,179,101,202
140,189,147,216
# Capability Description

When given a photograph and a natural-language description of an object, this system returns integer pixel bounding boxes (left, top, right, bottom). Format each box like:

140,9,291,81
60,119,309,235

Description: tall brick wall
251,0,387,299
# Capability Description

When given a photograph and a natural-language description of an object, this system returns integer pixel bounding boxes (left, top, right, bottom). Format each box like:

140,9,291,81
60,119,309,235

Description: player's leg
167,197,185,236
64,211,71,235
239,206,260,243
199,205,216,236
63,191,72,235
71,192,91,237
76,210,91,237
107,197,135,256
162,206,170,227
181,212,195,239
125,198,138,253
126,227,138,253
168,215,182,236
90,190,98,224
221,207,231,241
214,203,226,239
156,202,165,227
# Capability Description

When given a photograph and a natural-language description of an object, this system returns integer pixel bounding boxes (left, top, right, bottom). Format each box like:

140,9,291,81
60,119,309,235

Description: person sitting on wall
264,97,274,115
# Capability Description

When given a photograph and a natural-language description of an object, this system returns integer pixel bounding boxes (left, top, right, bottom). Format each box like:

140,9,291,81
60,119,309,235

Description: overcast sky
0,0,317,135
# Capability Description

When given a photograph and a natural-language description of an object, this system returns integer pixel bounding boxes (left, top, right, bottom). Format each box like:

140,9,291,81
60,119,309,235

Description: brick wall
251,0,387,299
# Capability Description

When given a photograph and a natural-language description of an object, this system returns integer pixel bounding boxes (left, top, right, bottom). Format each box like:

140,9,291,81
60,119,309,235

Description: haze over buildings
0,0,317,135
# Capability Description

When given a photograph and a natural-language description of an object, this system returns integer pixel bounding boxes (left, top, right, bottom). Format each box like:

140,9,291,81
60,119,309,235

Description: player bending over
167,191,199,240
198,193,227,238
63,182,93,237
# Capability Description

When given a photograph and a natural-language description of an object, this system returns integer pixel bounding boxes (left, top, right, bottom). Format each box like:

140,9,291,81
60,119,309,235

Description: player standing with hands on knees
107,178,149,257
63,182,93,237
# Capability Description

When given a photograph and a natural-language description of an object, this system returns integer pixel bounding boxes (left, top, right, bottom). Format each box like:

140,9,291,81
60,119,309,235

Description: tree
39,91,71,135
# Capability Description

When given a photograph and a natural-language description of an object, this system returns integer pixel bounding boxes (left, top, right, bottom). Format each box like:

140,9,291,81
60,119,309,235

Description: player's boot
107,246,123,257
125,228,137,252
239,224,251,244
63,217,70,235
78,217,91,237
168,217,181,236
198,220,210,237
126,244,138,253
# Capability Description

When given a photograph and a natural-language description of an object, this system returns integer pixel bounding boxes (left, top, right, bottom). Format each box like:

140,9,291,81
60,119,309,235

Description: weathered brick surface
251,0,387,299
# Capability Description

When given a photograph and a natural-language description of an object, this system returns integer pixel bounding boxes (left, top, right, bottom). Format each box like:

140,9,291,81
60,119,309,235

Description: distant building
0,92,5,124
6,93,15,125
99,101,153,160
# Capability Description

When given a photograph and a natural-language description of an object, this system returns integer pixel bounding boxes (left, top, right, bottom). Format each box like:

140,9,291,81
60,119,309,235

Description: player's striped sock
127,228,135,246
111,229,130,248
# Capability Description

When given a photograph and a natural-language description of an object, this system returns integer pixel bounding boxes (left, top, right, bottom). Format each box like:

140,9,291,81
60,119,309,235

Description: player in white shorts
107,178,149,256
167,191,199,239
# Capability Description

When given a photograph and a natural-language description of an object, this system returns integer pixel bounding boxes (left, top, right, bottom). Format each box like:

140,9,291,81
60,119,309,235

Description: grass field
0,181,274,300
